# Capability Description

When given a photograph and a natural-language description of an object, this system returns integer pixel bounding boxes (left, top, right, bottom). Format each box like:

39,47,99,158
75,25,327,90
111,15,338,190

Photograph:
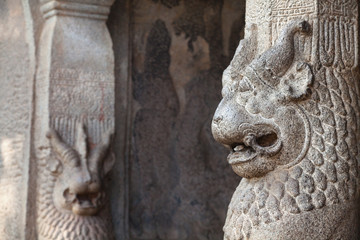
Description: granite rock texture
212,0,360,239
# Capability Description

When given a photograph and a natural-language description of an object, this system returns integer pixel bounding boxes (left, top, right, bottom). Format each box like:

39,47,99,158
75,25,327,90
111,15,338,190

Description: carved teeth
80,200,93,208
233,144,245,152
75,193,101,208
228,143,257,164
244,134,256,147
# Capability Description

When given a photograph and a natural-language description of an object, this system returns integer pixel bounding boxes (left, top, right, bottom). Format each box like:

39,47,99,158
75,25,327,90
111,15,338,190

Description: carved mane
38,180,113,239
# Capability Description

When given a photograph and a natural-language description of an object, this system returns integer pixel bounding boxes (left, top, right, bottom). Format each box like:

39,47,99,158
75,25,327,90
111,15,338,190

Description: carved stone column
34,0,116,239
212,0,360,239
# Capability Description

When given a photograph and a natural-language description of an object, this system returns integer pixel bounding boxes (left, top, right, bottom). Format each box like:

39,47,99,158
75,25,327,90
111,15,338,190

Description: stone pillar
33,0,116,239
0,1,35,240
212,0,360,239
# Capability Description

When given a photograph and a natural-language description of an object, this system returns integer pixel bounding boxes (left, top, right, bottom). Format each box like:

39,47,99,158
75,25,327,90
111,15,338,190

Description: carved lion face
47,126,115,216
212,20,313,178
52,157,106,216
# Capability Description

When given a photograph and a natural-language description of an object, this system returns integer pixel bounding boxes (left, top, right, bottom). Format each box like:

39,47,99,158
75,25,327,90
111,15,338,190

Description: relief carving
38,124,115,239
212,11,360,239
34,0,116,239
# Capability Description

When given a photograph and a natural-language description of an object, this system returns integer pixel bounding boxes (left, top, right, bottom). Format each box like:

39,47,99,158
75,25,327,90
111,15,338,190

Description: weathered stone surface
106,0,132,239
127,0,245,239
0,1,35,239
212,0,360,239
1,0,246,238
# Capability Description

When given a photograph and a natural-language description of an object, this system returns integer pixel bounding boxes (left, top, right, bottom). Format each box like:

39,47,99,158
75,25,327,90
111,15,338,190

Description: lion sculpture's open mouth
64,189,105,216
226,123,282,165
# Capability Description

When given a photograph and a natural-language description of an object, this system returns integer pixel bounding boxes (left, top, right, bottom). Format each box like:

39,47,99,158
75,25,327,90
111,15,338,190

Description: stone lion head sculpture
38,123,115,240
211,19,360,239
46,124,115,216
212,20,313,178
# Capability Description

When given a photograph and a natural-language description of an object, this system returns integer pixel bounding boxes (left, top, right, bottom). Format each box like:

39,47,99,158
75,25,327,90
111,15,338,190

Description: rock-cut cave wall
108,0,245,239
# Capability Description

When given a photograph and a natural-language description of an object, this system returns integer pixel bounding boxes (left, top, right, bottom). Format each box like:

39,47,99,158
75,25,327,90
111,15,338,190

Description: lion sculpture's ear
223,24,259,85
88,129,115,176
246,19,312,89
103,151,115,176
280,62,314,100
232,24,258,71
46,128,74,175
100,129,115,176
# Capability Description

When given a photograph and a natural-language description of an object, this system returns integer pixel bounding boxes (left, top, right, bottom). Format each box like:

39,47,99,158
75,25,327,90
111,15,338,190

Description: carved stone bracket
212,0,359,239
